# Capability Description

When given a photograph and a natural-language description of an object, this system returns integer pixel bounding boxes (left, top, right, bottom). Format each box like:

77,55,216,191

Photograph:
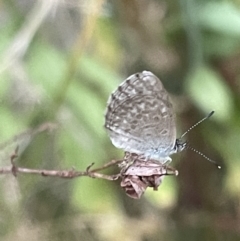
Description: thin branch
90,159,123,172
0,126,122,182
0,159,121,181
0,147,178,199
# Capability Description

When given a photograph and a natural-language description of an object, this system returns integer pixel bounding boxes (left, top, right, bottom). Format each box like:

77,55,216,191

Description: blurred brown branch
0,148,178,199
0,149,122,181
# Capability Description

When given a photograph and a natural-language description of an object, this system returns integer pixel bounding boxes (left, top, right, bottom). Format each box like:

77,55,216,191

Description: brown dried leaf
120,154,178,199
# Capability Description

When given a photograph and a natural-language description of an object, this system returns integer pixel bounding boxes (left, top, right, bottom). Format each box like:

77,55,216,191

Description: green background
0,0,240,240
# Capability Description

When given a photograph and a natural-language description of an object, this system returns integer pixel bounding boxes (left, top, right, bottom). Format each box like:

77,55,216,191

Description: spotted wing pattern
105,71,176,161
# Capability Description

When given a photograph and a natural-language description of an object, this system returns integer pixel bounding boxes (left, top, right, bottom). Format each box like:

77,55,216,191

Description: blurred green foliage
0,0,240,241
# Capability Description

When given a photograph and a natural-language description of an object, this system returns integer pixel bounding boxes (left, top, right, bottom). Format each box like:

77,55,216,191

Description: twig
0,139,122,181
0,147,179,199
90,159,123,172
0,159,121,181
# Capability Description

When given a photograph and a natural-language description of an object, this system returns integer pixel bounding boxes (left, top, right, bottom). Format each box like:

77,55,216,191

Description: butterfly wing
105,71,176,158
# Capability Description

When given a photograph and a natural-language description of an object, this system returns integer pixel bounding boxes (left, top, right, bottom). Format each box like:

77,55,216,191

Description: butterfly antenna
178,111,221,169
180,111,215,139
187,145,221,169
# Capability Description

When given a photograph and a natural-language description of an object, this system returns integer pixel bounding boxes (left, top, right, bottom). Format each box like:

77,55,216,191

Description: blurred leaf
72,177,119,213
199,2,240,36
67,80,105,138
94,18,121,69
186,65,233,122
27,42,66,98
0,107,26,166
146,176,177,209
78,54,122,95
0,107,25,139
203,32,240,57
